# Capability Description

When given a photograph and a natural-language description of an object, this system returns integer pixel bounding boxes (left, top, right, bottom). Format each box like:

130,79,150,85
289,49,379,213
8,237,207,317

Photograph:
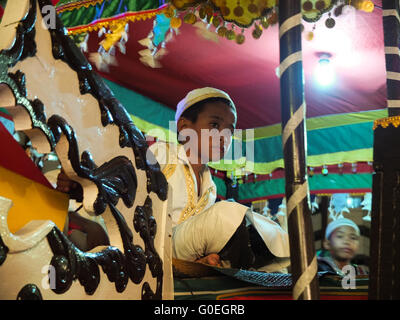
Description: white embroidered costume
149,141,290,269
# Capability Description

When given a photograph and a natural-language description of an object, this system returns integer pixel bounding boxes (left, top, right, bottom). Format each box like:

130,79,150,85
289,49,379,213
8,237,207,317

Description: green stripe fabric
56,0,164,29
246,109,387,141
212,173,373,201
0,108,10,115
102,78,383,174
104,79,175,129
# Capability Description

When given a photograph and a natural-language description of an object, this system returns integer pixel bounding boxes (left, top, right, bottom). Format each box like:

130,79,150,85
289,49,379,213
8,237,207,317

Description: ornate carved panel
0,0,172,300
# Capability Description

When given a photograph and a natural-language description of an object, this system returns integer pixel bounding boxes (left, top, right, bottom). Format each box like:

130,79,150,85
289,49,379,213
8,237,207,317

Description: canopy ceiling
75,0,387,130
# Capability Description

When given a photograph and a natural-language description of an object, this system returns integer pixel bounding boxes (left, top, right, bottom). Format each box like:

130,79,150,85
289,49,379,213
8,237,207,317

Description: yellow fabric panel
0,166,69,234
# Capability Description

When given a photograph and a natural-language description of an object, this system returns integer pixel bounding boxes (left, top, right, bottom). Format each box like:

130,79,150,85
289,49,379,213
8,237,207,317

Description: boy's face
178,101,236,164
323,226,360,262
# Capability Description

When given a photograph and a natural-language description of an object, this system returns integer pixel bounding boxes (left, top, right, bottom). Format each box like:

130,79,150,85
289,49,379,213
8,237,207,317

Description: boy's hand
56,171,75,193
195,253,222,267
56,171,83,202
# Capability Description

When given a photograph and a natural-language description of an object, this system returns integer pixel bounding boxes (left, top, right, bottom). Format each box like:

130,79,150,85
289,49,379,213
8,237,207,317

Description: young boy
149,87,290,270
317,218,365,275
57,87,290,270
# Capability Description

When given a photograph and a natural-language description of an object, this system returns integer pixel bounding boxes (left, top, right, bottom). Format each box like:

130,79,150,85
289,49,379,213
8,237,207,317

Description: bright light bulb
315,58,335,86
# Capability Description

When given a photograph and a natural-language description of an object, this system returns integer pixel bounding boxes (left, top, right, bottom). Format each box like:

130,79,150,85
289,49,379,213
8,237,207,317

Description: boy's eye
210,122,219,129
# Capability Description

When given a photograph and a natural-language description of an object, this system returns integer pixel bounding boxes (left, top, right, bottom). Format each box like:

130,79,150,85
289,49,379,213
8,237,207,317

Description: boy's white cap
325,218,360,239
175,87,236,123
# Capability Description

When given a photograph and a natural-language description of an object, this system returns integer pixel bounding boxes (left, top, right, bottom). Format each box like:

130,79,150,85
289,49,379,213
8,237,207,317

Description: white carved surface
0,0,172,300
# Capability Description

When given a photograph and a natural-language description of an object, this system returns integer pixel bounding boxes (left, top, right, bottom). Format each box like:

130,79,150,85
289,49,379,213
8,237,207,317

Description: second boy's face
180,101,237,164
324,226,360,262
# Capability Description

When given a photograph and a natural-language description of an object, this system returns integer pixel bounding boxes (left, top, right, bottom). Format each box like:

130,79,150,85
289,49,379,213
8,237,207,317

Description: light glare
315,58,335,86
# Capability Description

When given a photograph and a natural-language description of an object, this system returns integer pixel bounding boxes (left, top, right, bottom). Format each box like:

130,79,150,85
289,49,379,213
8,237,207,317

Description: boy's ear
177,117,190,133
323,238,331,251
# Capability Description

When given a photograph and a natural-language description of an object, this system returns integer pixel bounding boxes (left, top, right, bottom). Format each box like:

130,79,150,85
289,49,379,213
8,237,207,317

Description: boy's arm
56,170,83,202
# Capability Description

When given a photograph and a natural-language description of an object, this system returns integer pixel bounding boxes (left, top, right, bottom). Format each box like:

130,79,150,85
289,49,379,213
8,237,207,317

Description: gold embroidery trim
178,166,215,224
373,116,400,130
178,165,197,224
162,164,177,180
56,0,105,13
161,143,177,180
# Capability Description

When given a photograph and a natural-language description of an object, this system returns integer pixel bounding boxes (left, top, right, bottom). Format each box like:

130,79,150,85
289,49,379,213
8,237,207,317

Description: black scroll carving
46,226,128,295
134,196,163,299
17,284,43,300
0,236,8,266
0,0,54,148
47,115,137,215
47,115,161,297
0,0,166,299
37,0,168,202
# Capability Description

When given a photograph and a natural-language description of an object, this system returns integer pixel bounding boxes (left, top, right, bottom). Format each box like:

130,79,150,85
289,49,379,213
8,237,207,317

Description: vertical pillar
320,196,329,250
369,0,400,300
278,0,319,300
382,0,400,117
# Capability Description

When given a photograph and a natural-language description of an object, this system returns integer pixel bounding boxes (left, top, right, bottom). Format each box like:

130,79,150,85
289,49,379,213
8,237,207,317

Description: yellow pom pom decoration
172,0,185,9
217,26,227,37
352,0,374,13
170,17,182,29
184,13,197,24
360,0,374,13
236,33,245,44
226,29,236,40
164,5,175,18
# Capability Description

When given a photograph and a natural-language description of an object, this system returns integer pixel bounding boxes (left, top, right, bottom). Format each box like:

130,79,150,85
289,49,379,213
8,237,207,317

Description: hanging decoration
55,0,169,69
53,0,375,70
169,0,375,46
361,192,371,222
328,193,350,220
137,10,181,68
276,199,288,232
171,0,277,43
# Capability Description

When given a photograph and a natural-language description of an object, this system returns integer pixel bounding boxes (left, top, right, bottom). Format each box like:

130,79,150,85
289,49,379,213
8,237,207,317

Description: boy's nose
343,237,351,245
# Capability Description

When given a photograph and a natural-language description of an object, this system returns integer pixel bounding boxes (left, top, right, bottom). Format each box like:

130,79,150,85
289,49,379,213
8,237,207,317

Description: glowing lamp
315,57,335,87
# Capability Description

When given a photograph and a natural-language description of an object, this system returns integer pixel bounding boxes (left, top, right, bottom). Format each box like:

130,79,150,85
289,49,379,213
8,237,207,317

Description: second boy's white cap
325,218,360,239
175,87,236,123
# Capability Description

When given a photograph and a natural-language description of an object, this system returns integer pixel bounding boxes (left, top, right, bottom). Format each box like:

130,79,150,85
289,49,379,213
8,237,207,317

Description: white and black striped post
383,0,400,116
369,0,400,300
278,0,319,300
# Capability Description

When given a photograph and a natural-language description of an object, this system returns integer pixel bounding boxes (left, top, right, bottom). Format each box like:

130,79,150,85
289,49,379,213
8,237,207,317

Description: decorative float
1,0,398,300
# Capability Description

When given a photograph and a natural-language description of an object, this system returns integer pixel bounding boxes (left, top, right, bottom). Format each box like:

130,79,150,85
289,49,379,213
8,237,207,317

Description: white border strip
385,46,400,55
282,102,305,146
387,100,400,108
279,13,302,38
279,51,302,77
286,181,309,218
387,71,400,81
292,255,318,300
383,9,400,23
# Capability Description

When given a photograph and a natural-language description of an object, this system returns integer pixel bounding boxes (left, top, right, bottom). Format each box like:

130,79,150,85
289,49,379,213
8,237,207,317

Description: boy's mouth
341,248,353,254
